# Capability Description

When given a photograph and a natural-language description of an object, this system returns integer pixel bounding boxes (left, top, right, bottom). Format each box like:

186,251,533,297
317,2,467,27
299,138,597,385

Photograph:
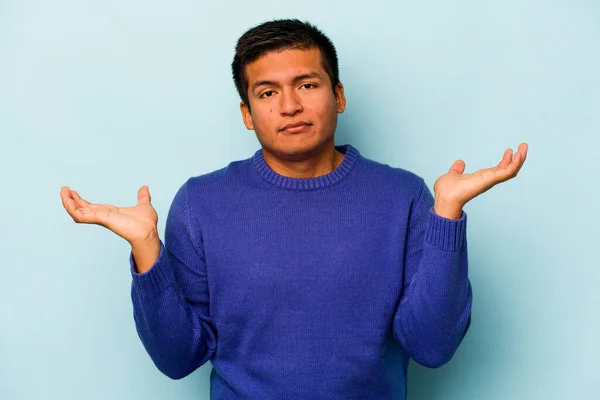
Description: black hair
231,19,340,109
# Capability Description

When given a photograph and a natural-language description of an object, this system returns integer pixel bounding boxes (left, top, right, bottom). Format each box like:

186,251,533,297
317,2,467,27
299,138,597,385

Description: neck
262,142,345,178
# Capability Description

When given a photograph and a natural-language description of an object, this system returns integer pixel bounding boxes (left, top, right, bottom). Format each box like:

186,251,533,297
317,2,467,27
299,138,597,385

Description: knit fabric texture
130,144,473,399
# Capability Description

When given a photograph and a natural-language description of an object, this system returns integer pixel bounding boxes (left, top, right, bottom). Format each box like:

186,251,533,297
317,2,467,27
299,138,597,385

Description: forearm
130,243,216,379
393,210,472,368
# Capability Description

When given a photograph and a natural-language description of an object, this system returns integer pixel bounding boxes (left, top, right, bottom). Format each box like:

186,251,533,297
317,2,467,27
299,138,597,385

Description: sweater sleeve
129,180,217,379
392,179,473,368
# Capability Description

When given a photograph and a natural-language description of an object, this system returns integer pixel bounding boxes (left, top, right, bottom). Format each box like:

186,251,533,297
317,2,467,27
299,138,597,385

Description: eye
260,90,275,98
301,83,317,90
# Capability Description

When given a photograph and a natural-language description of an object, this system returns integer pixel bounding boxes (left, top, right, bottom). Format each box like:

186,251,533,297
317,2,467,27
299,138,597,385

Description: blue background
1,0,598,398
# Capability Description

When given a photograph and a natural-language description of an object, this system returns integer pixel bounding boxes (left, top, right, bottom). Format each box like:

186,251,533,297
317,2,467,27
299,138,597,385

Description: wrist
433,198,464,220
129,228,159,248
130,230,161,274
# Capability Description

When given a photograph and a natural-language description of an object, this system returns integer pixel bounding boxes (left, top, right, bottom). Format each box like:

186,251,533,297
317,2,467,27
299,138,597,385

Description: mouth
280,121,312,133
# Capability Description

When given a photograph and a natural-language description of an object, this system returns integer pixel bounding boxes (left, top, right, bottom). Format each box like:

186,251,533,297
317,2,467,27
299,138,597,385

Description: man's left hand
432,142,529,220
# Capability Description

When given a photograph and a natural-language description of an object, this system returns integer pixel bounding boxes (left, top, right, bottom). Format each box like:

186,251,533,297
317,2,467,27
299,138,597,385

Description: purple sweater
130,144,472,399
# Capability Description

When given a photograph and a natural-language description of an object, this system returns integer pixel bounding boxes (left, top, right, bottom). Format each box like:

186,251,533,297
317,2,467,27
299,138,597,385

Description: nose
279,89,303,116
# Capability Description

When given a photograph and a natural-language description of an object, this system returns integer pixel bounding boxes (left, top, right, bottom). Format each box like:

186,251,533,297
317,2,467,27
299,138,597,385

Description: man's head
231,19,346,159
232,19,340,108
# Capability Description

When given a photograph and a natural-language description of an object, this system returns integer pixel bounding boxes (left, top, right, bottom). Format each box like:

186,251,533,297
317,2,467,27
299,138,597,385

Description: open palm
60,185,158,246
433,143,529,208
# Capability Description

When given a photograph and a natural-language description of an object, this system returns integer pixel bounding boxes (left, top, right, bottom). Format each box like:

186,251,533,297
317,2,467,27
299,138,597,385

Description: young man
61,19,528,399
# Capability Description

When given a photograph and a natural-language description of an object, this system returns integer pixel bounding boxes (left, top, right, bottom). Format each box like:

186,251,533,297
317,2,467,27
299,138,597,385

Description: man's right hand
60,185,160,273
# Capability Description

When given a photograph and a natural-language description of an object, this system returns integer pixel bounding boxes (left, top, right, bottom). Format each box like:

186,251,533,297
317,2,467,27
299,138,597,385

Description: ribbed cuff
425,206,467,252
130,240,175,298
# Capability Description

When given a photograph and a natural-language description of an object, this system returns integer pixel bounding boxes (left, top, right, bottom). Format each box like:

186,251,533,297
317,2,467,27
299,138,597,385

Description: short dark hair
231,19,340,109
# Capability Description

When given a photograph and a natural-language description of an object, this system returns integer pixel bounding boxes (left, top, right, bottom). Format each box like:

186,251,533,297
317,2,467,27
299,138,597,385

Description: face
240,47,346,160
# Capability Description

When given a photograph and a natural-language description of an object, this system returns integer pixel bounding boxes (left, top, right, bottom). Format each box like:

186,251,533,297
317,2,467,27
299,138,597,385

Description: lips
280,121,311,132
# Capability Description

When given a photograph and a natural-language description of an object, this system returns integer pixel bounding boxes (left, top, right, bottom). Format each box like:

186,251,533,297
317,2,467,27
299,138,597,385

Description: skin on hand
59,185,158,245
60,186,160,273
433,142,529,219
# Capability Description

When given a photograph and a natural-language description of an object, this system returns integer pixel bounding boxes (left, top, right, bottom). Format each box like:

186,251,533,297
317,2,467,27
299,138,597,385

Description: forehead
244,48,327,83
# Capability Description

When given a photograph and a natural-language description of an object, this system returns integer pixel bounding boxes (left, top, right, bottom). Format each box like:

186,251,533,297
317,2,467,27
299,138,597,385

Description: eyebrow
251,72,323,93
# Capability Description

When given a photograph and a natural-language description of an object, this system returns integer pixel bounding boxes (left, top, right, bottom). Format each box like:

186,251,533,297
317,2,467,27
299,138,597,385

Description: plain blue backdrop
1,0,598,399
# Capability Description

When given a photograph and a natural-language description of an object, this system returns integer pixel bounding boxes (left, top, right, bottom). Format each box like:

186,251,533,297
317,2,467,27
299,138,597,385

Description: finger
60,186,73,204
489,152,517,183
70,190,92,208
498,148,513,169
61,187,102,225
60,187,76,213
518,142,528,164
505,150,521,174
513,143,528,175
61,193,82,221
448,160,465,174
502,147,526,179
60,187,91,220
138,185,151,204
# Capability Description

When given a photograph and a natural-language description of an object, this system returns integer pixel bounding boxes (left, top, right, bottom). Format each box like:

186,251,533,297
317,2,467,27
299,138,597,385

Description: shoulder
180,154,255,199
354,152,427,197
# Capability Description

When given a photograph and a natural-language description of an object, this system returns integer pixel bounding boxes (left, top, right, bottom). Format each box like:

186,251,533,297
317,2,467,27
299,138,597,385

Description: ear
240,101,254,130
335,82,346,113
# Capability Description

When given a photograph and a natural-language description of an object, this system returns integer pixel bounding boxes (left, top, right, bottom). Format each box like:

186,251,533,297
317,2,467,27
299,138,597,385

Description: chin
266,137,332,160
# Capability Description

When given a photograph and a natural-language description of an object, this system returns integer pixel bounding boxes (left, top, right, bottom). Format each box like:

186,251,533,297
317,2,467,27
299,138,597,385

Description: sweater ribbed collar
252,144,359,190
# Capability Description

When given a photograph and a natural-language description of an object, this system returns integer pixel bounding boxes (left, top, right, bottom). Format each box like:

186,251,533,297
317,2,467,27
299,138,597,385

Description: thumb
137,185,151,204
449,160,466,174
